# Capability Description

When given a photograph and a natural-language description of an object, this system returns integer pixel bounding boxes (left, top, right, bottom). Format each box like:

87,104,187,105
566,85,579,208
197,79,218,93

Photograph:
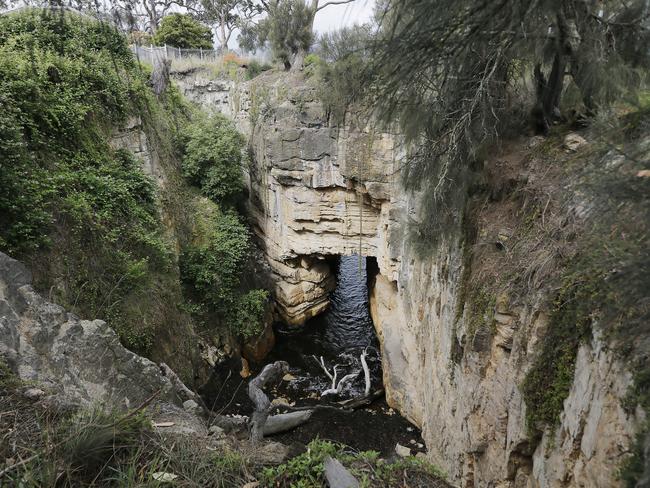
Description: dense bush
153,13,213,49
246,59,273,80
179,113,245,205
180,211,268,339
309,25,373,124
177,111,268,340
0,9,178,353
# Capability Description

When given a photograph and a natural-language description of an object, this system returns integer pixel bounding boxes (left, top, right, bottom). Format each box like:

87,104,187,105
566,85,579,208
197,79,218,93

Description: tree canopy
239,0,357,69
361,0,650,242
153,13,213,48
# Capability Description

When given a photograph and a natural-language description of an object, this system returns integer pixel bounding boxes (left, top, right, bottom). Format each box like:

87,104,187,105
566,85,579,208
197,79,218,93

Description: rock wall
0,251,206,434
171,67,643,487
371,247,641,487
173,68,404,325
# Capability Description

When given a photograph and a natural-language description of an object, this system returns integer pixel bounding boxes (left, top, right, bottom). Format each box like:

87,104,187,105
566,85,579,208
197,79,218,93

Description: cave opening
201,254,427,455
268,254,383,399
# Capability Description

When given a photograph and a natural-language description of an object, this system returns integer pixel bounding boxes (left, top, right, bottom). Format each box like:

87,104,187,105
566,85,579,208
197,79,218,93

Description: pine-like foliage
366,0,649,243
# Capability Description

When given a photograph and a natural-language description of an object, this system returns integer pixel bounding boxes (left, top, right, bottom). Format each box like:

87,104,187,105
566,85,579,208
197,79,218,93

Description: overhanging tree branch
315,0,355,13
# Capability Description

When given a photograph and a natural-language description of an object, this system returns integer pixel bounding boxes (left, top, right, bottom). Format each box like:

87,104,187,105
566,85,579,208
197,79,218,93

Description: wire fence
130,44,272,66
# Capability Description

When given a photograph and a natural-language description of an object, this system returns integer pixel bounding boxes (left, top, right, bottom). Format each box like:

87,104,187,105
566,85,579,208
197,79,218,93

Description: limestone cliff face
371,247,640,487
174,68,404,325
172,67,643,487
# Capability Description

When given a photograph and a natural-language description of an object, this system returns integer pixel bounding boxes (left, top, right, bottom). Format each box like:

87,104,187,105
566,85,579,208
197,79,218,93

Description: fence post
200,47,203,60
165,44,168,59
178,46,181,59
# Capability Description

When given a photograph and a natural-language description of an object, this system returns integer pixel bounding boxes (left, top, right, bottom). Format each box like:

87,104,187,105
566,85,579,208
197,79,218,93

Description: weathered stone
395,443,411,457
0,251,208,439
22,388,45,400
183,399,199,413
563,133,588,152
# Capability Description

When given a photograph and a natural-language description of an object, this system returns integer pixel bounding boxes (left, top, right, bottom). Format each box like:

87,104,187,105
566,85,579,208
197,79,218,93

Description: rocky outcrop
174,69,403,325
0,251,203,430
171,67,644,487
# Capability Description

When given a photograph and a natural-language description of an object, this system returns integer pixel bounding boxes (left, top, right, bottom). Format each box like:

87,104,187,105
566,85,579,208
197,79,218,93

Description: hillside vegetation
0,8,268,380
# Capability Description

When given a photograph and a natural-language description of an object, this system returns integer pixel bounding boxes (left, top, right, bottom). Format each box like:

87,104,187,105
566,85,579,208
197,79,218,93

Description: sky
313,0,376,35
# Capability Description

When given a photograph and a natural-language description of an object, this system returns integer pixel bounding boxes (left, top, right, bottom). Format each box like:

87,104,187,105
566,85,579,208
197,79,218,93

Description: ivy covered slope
0,9,269,381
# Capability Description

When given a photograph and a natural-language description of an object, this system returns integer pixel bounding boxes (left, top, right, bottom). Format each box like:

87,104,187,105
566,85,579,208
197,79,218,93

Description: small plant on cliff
179,113,246,206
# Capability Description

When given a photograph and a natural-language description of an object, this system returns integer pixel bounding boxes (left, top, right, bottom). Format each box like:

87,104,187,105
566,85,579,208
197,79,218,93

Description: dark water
202,255,426,456
268,255,382,399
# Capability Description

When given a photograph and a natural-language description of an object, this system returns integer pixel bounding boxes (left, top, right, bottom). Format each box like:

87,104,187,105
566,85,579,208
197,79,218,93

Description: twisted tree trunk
248,360,289,442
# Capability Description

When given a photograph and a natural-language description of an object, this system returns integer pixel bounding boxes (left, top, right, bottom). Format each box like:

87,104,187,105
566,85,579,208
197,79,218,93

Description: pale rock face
171,68,641,487
173,70,404,325
0,252,204,432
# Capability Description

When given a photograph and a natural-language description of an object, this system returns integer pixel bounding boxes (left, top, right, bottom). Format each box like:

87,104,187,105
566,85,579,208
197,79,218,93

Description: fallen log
263,410,313,435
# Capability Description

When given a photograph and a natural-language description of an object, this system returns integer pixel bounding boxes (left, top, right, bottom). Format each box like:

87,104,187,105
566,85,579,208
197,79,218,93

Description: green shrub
246,59,273,80
180,211,268,339
179,113,245,205
153,13,213,49
181,211,250,308
304,53,321,66
234,289,270,339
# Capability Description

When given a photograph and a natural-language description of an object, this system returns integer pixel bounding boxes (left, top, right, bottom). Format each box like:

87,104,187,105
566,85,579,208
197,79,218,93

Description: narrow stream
203,255,425,455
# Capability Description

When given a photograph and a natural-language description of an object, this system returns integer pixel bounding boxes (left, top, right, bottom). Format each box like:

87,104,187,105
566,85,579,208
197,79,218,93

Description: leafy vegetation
260,439,450,488
176,113,269,340
245,59,273,80
153,13,213,49
0,8,185,354
180,209,269,340
179,113,245,205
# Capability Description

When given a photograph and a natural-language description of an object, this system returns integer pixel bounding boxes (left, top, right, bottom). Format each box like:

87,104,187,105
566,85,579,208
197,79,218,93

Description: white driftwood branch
322,371,359,397
360,350,371,397
315,357,360,396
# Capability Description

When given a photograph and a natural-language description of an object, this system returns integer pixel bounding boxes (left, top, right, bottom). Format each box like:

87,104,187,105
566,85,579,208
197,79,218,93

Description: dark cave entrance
268,254,383,399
